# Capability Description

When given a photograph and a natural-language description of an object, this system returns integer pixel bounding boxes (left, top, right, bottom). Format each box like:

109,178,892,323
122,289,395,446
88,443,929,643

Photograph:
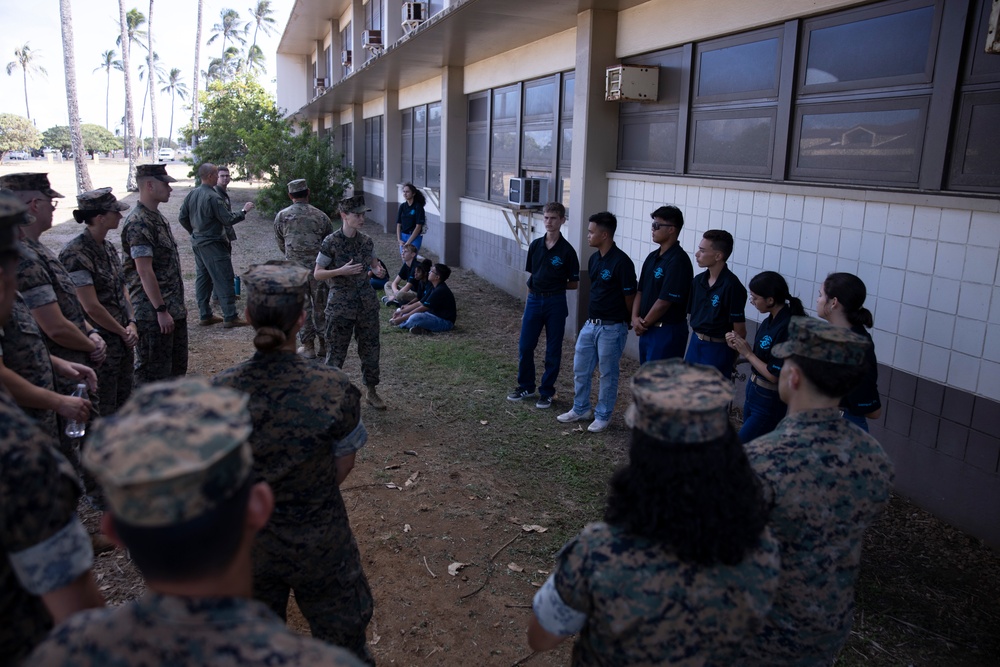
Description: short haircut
401,243,417,257
703,229,734,260
589,211,617,236
197,163,217,181
289,188,309,199
789,355,867,399
543,202,566,218
650,205,683,230
217,166,230,174
433,263,451,281
112,478,252,582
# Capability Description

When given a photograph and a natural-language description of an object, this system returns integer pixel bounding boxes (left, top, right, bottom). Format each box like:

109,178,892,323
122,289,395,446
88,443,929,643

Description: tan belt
695,332,726,343
750,372,778,391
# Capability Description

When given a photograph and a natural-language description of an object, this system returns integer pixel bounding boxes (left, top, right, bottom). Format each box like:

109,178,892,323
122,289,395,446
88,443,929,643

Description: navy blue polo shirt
637,242,693,325
525,234,580,293
841,325,881,416
688,265,747,337
396,201,426,235
587,243,637,321
397,257,418,283
753,305,793,377
423,281,457,323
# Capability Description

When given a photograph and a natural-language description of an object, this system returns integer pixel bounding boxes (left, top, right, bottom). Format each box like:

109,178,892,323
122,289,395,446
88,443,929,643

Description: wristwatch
155,304,168,313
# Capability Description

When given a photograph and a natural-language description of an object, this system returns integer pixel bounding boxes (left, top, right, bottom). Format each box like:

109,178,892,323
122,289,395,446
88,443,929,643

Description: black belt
750,372,778,391
587,318,624,326
695,332,727,343
529,289,565,297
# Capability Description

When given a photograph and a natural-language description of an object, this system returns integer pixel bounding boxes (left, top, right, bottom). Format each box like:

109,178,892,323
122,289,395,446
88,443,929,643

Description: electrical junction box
509,178,548,207
605,65,659,102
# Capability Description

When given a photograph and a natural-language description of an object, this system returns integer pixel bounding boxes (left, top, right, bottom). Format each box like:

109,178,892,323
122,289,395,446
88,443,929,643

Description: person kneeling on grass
389,263,456,335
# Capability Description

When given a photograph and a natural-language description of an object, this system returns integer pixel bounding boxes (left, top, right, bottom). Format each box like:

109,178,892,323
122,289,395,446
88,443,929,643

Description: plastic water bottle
234,276,241,295
65,383,88,438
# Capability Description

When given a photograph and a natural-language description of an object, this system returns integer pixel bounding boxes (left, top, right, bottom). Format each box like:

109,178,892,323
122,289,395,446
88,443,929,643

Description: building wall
464,28,576,93
276,52,309,116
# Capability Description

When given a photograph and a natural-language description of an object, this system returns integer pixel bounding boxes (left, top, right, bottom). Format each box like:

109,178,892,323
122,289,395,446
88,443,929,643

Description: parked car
158,148,176,161
7,150,30,160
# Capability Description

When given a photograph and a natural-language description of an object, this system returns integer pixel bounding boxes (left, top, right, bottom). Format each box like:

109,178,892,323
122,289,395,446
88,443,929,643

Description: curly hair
604,425,770,566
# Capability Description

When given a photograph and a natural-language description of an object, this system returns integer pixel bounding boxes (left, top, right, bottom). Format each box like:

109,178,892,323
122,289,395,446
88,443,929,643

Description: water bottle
234,276,241,295
65,383,88,438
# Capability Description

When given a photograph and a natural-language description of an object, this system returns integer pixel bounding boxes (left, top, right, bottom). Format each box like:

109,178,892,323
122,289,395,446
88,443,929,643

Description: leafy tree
0,113,41,160
5,43,47,122
81,124,122,154
42,125,73,152
94,50,121,130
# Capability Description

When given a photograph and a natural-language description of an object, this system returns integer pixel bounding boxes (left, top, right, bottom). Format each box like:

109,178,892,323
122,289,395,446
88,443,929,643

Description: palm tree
116,8,148,54
147,0,159,157
137,52,165,150
245,1,277,67
94,49,121,131
206,46,241,82
5,43,47,122
118,0,139,189
244,44,267,73
207,9,247,63
58,0,92,193
192,0,203,147
160,68,188,147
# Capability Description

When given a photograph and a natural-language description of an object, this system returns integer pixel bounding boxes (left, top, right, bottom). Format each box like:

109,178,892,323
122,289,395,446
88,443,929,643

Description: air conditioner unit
363,30,383,53
403,2,426,22
314,77,327,88
605,65,659,102
341,50,352,67
509,178,548,208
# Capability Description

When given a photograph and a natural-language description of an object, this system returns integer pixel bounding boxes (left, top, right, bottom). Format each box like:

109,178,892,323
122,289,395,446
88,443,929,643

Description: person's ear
245,482,274,534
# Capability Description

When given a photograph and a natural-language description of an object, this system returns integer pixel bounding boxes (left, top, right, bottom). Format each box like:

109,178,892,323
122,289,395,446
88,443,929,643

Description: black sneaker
535,395,553,409
507,388,535,401
411,326,431,335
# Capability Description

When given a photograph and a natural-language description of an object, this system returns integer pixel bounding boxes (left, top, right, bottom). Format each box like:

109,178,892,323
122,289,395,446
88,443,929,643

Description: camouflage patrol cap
243,261,310,307
286,178,308,194
0,172,64,198
772,316,870,366
339,194,371,214
72,187,130,222
625,359,734,443
84,377,254,528
135,163,177,183
0,192,30,252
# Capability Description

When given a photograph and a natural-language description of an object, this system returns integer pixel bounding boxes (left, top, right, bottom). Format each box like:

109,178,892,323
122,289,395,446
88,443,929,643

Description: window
466,92,489,199
490,84,520,201
400,102,441,189
363,117,382,178
618,48,684,173
557,74,574,208
427,102,441,188
341,23,352,78
364,0,383,63
324,46,332,85
341,122,353,167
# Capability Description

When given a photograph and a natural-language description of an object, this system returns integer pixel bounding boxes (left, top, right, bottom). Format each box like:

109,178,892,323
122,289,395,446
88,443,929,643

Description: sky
0,0,294,144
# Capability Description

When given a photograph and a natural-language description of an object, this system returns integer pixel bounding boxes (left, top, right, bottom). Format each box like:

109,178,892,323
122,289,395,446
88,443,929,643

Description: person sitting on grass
381,244,419,306
390,258,432,306
389,263,456,335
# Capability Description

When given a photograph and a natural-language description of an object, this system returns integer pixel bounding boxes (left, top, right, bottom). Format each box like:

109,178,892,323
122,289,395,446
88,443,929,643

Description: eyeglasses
651,222,675,231
32,198,57,211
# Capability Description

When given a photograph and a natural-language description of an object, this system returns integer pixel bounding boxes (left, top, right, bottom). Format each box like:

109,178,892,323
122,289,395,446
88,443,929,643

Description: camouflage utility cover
625,359,734,443
772,316,870,365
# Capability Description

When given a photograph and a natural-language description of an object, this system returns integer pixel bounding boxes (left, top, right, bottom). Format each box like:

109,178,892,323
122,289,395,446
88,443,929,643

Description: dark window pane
805,5,934,85
562,76,575,116
620,117,677,170
493,86,520,120
467,129,488,162
522,129,553,165
414,105,427,129
949,91,1000,189
491,168,516,200
469,95,488,122
525,80,555,117
428,102,441,127
560,127,572,163
427,163,440,188
414,132,426,163
794,104,925,181
402,109,412,131
691,114,773,171
427,132,441,163
492,129,518,161
414,162,426,186
467,167,486,197
698,38,779,98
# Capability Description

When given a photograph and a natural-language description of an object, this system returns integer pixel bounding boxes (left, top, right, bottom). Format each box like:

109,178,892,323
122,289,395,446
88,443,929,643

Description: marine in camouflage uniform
0,293,59,439
315,195,386,409
214,262,374,665
60,188,135,415
739,317,894,666
121,164,188,384
0,194,99,663
26,377,364,667
274,179,332,355
531,360,781,665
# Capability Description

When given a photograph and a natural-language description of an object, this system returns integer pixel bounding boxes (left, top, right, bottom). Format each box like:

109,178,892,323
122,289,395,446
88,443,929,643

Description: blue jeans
638,322,689,364
685,336,737,379
571,321,628,421
739,381,786,443
843,411,869,432
516,292,568,398
401,312,453,332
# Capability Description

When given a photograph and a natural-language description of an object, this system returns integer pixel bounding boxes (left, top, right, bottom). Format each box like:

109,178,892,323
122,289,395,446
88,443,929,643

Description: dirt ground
9,160,1000,666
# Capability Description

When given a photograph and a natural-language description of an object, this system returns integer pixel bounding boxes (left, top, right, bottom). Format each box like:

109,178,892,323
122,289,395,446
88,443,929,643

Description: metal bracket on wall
502,208,536,249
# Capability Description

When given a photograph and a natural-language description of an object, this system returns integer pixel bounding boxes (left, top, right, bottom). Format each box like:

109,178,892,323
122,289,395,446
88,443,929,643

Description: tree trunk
167,89,175,146
105,70,111,130
59,0,92,193
148,0,159,157
192,0,202,148
119,0,139,191
22,69,31,122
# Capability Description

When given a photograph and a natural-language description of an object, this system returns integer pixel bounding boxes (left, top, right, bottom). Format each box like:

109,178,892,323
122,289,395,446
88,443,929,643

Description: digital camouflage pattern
0,172,64,199
24,593,366,667
0,389,90,663
740,408,893,665
274,201,333,346
134,163,176,182
214,350,373,664
71,187,129,221
0,191,28,249
84,377,253,528
339,194,371,214
772,316,870,365
0,294,58,439
121,202,186,322
286,179,308,194
243,261,310,307
549,521,780,666
624,359,734,443
317,229,381,385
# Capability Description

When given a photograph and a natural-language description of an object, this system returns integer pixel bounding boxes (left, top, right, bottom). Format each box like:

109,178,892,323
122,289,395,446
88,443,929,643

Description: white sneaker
587,419,610,433
557,409,593,423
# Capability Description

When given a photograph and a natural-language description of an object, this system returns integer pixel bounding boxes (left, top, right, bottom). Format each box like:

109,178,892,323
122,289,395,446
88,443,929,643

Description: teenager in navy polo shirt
508,202,580,409
631,205,693,363
685,229,747,377
557,212,636,433
726,271,805,442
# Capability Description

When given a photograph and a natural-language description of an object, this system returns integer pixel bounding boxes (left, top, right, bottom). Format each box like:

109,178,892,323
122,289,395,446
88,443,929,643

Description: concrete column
352,0,366,66
567,9,619,333
386,0,404,45
438,65,465,266
329,20,342,83
314,40,325,88
350,103,364,193
383,88,401,233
